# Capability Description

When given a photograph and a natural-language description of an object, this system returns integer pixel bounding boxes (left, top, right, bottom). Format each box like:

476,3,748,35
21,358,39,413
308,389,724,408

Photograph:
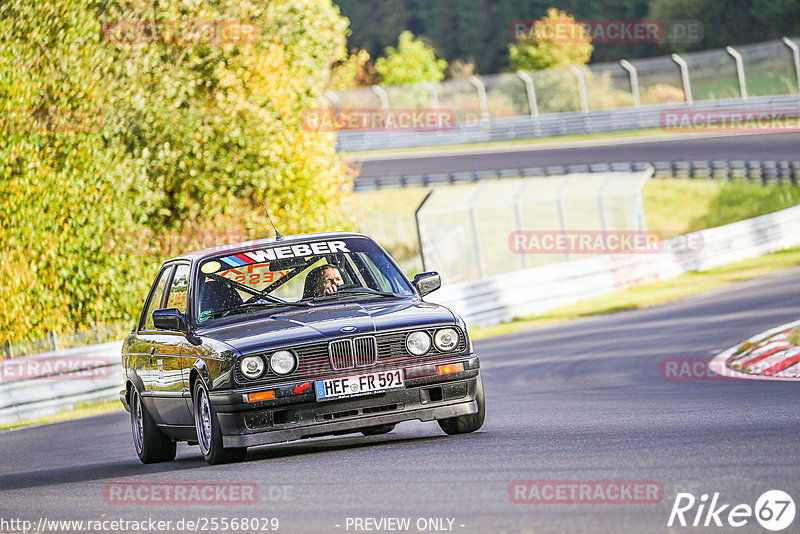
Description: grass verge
0,400,123,432
470,246,800,340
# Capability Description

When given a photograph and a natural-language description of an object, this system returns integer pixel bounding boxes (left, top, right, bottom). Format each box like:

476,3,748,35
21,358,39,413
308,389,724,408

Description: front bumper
213,357,481,448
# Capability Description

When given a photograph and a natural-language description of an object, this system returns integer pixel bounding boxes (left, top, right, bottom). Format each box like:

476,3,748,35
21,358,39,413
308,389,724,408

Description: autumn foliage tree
0,0,351,344
509,8,594,72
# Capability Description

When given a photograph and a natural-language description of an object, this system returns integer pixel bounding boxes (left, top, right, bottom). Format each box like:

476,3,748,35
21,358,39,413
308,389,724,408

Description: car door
131,265,173,403
148,262,193,427
158,262,194,426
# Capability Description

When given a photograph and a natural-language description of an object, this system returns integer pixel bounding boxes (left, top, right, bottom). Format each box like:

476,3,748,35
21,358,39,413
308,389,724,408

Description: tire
193,380,247,465
130,387,176,464
360,423,396,436
437,377,485,435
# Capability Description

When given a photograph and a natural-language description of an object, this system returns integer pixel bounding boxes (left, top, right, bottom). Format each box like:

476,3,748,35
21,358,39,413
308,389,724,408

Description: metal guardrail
0,341,123,425
430,203,800,327
354,159,800,191
339,93,800,153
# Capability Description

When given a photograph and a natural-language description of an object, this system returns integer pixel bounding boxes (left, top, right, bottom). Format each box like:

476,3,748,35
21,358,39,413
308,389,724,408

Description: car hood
195,298,456,355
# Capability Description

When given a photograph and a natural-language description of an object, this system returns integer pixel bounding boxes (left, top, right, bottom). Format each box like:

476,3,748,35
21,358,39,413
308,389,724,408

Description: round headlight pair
405,328,459,355
239,350,297,379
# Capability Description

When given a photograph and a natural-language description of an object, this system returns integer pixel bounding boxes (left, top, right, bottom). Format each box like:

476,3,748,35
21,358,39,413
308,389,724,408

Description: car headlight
406,331,431,356
270,350,297,375
240,356,265,379
434,328,459,351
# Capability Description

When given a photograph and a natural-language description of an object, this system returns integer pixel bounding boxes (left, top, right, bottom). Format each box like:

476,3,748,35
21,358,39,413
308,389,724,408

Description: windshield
194,237,414,323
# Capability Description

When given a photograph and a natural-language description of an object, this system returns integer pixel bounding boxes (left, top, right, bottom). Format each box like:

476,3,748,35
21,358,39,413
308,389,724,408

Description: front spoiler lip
222,398,478,448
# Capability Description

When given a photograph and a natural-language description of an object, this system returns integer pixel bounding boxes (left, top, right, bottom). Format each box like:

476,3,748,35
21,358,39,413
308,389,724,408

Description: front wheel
193,380,247,465
437,377,485,435
130,387,176,464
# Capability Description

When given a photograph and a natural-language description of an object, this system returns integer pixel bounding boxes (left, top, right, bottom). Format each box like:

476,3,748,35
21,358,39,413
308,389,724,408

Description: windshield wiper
312,288,399,301
203,300,313,320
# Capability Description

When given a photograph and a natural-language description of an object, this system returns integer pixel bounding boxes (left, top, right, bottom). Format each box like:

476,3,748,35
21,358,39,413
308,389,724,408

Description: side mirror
412,272,441,297
153,308,186,332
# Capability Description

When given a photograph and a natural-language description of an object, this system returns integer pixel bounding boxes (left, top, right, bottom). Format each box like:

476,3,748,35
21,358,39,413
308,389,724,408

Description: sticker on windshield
218,240,350,267
198,310,211,322
201,260,221,274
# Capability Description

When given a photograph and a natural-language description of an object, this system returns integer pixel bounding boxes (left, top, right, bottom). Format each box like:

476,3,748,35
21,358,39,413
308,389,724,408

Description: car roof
170,231,373,262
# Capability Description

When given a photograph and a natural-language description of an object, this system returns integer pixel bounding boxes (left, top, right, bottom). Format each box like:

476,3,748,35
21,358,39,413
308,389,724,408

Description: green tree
375,31,448,85
0,0,352,344
509,8,593,71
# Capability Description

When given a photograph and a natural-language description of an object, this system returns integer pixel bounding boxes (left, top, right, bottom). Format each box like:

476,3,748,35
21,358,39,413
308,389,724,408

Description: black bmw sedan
120,232,484,464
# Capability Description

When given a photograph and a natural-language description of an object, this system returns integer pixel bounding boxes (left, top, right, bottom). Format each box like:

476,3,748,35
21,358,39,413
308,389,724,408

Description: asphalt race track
352,132,800,179
2,266,799,533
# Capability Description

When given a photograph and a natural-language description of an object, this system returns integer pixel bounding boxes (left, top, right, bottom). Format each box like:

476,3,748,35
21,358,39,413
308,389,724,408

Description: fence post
671,54,693,105
556,176,571,262
568,66,589,113
516,71,539,117
47,331,58,352
370,85,392,127
782,37,800,94
420,81,442,128
619,59,641,107
468,75,490,122
414,189,434,273
726,46,748,100
467,183,488,279
513,178,534,269
597,174,614,233
324,89,341,112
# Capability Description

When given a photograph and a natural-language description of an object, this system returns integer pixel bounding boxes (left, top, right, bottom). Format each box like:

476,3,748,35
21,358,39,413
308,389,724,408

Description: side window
140,266,173,331
166,264,190,313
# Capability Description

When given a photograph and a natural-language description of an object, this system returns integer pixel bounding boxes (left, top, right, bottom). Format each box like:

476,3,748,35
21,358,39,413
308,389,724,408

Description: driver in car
317,264,344,296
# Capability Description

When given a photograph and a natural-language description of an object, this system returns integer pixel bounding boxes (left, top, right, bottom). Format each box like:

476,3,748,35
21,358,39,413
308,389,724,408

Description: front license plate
315,370,404,401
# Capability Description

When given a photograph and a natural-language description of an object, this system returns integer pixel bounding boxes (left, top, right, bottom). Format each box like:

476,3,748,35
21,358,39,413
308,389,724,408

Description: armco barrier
354,159,800,192
0,341,123,425
338,94,800,153
429,203,800,326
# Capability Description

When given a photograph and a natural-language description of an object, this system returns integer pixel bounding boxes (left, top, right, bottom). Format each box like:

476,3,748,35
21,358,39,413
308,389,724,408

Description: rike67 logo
668,490,796,531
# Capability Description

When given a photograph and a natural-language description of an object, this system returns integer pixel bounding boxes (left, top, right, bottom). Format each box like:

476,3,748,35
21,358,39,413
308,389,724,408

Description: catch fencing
416,168,652,283
331,38,800,151
429,202,800,326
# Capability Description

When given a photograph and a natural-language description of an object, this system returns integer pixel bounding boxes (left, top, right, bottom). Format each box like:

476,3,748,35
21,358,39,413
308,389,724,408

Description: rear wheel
130,387,176,464
193,380,247,465
360,423,396,436
437,377,485,435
